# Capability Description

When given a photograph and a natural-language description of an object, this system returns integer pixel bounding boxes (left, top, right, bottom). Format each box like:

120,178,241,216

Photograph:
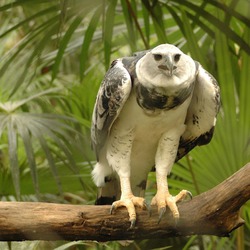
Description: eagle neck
135,81,195,112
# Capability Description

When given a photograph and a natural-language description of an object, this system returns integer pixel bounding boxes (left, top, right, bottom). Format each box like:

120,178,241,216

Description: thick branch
0,163,249,241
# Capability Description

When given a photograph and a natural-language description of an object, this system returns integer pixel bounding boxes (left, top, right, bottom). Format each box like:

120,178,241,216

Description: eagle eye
174,53,181,62
153,54,162,61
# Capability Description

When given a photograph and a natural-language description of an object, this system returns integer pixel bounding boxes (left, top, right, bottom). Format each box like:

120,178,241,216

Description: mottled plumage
91,44,220,226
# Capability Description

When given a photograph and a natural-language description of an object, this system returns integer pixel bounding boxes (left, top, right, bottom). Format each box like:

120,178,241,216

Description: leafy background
0,0,249,249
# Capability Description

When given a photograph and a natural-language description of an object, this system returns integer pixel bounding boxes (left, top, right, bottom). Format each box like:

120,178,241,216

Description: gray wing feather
91,59,132,159
177,63,220,160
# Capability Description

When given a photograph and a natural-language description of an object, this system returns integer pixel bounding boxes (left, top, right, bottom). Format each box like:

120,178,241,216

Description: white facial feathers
136,44,197,89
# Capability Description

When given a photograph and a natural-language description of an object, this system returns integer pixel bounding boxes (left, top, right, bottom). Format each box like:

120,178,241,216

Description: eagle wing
91,59,132,159
177,63,220,160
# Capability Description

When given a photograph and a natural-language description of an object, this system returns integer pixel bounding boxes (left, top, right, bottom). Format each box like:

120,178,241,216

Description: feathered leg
107,128,147,228
151,127,192,222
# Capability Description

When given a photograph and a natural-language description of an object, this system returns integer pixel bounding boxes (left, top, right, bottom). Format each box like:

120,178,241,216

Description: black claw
143,200,149,210
142,201,151,217
158,207,166,224
148,205,152,217
174,216,179,227
110,204,115,215
187,191,193,200
130,219,136,229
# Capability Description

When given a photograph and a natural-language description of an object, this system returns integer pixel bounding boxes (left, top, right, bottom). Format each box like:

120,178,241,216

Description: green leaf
0,0,36,12
51,16,82,82
0,15,59,80
141,3,150,45
120,0,137,51
142,0,167,43
36,132,62,194
0,87,62,113
80,5,102,80
173,0,250,54
209,0,250,27
54,241,86,250
10,25,59,95
215,27,236,121
0,6,57,39
180,9,207,67
0,114,8,138
17,121,39,196
7,116,20,200
103,0,117,70
238,15,250,163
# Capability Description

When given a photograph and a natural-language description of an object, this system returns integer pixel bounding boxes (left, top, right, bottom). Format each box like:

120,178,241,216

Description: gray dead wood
0,163,249,241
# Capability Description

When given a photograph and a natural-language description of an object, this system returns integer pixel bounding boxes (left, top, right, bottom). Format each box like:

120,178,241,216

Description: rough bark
0,163,249,241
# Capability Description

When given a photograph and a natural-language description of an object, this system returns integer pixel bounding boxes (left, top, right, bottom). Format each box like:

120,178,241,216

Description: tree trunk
0,163,249,241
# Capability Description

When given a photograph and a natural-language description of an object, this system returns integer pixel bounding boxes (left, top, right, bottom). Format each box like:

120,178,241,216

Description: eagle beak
158,55,174,76
165,55,174,76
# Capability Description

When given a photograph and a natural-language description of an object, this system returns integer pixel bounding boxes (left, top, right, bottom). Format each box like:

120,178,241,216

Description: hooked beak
158,55,174,76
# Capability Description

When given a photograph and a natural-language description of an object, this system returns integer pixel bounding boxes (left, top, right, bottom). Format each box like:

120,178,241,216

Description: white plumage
91,44,220,227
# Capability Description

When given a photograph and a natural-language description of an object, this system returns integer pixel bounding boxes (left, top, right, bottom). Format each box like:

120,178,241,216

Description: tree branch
0,163,249,241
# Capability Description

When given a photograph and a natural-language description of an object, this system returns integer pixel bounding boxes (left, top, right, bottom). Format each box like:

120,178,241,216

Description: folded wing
91,59,132,159
177,63,220,161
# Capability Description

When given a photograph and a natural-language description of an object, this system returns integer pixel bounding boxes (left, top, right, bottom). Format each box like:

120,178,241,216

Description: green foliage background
0,0,249,249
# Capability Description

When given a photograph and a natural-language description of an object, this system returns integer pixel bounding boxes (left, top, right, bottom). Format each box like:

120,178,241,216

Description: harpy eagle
91,44,220,227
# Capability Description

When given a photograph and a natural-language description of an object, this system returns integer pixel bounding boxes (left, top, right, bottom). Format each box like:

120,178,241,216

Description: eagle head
151,44,183,77
136,44,196,89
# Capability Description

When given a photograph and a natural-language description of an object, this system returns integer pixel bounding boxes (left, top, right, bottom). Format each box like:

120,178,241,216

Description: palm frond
0,112,85,196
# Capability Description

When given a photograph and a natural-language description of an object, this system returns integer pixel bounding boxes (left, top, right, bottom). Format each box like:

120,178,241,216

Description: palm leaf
103,0,117,70
180,8,207,66
0,87,61,113
79,4,103,80
17,120,39,196
142,0,167,43
172,0,250,54
51,16,82,82
7,116,20,200
120,0,137,51
0,5,57,39
4,113,85,196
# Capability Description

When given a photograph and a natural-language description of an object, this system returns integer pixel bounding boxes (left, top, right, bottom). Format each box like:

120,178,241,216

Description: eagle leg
152,127,192,222
110,177,148,228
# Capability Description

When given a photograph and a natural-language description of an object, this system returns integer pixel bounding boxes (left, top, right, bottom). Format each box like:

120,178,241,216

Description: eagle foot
151,189,192,224
110,196,148,228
